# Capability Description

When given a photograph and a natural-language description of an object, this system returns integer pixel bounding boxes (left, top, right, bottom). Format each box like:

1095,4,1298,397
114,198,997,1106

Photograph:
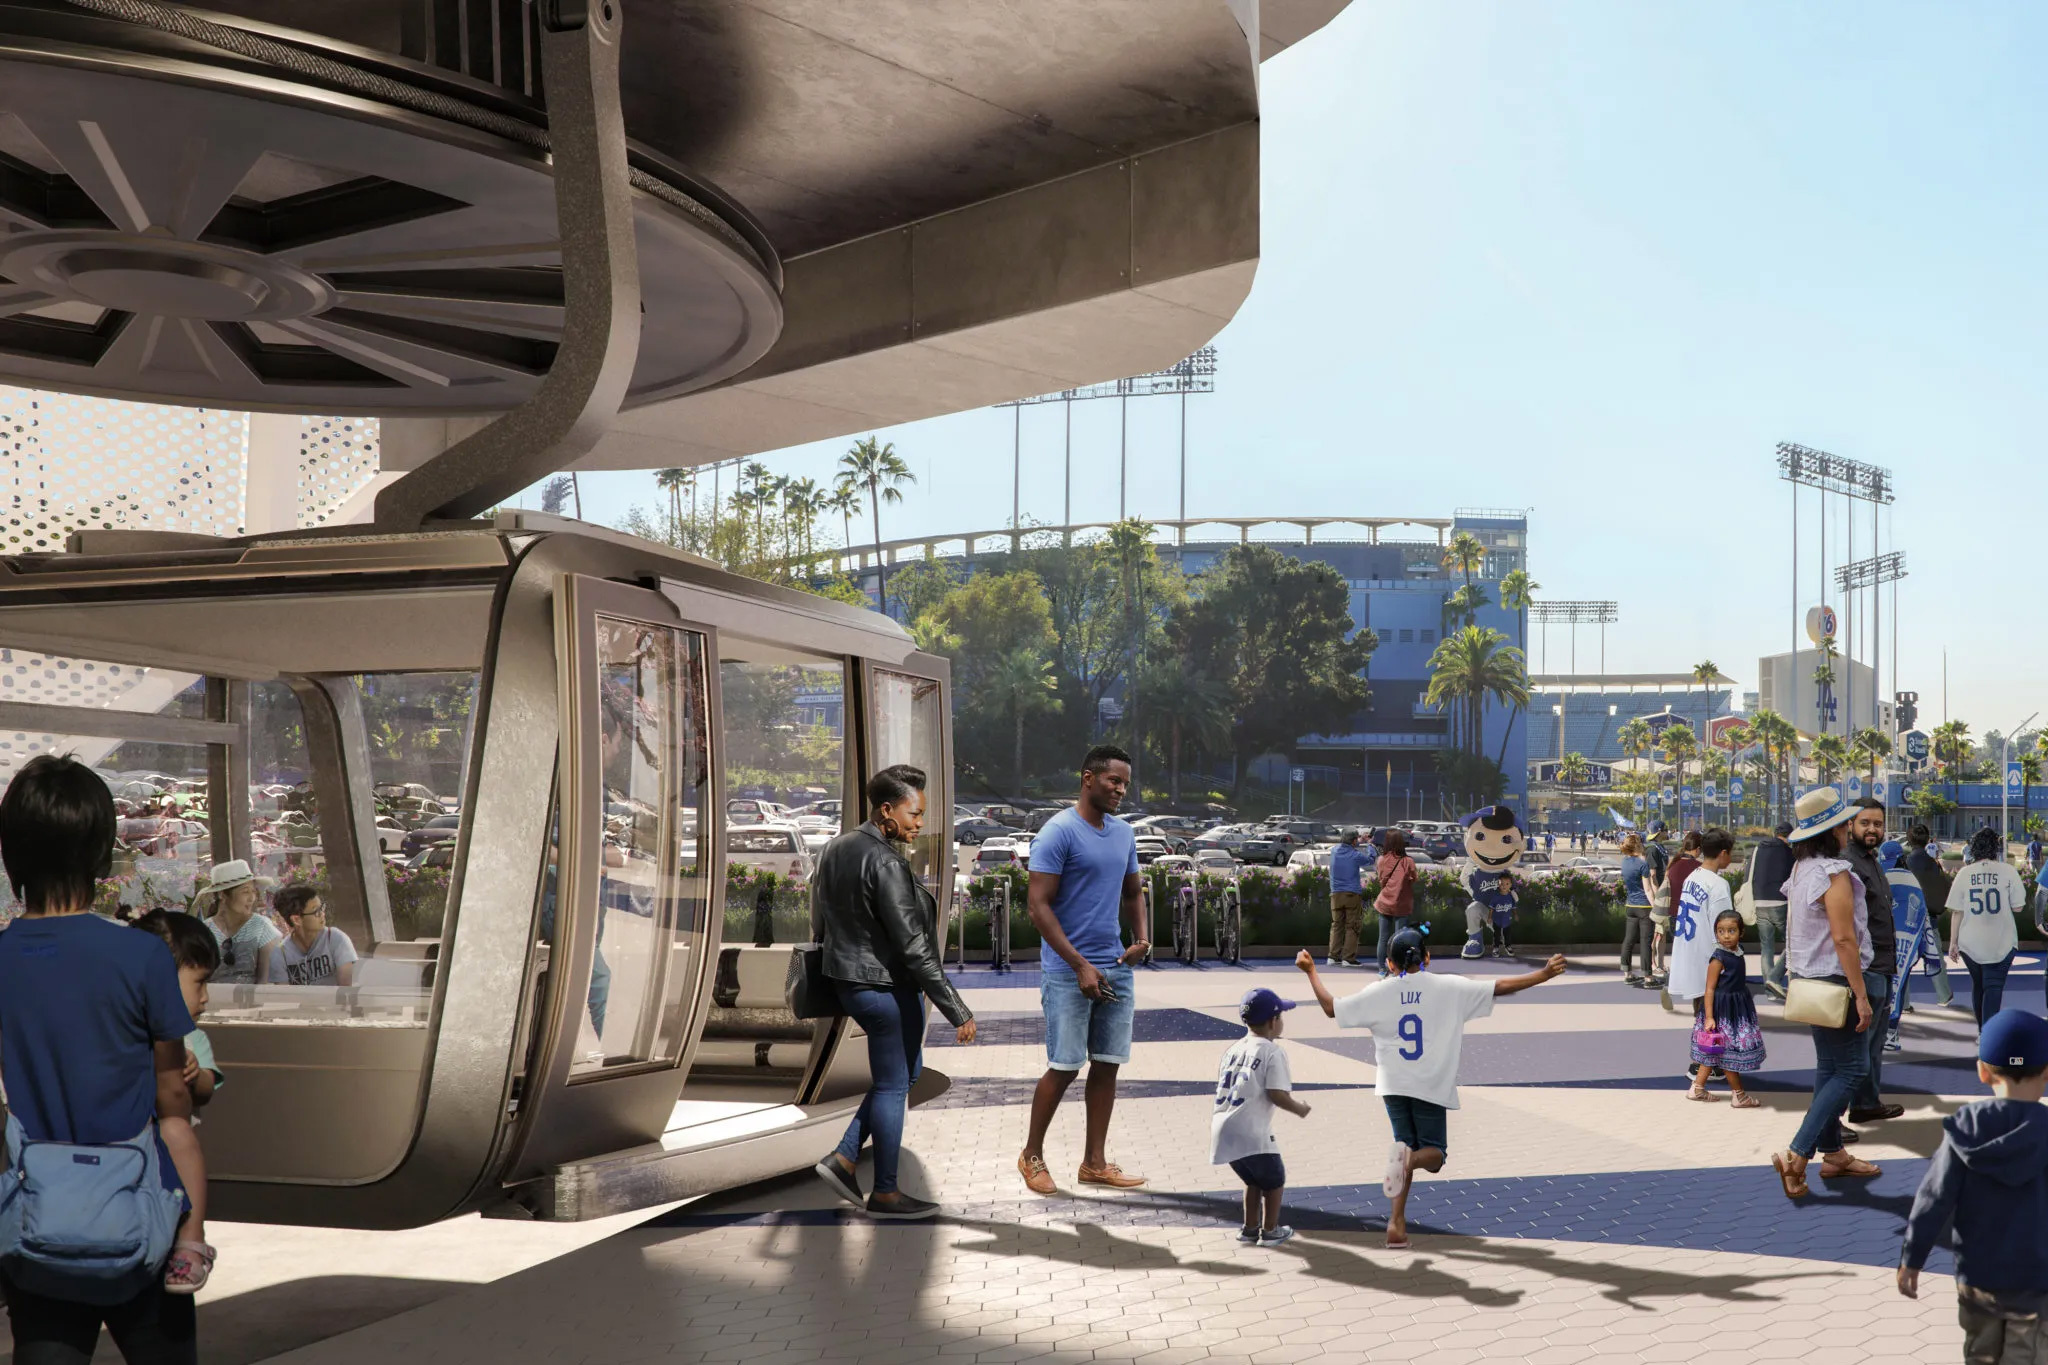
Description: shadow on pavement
1437,1239,1851,1310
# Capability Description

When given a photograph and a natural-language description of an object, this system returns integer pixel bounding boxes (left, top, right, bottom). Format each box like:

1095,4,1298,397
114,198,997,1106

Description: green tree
1170,544,1374,800
1024,525,1181,753
984,648,1061,795
1692,659,1720,742
1558,750,1590,811
2023,753,2044,830
886,561,963,628
1850,726,1892,794
1934,719,1973,801
654,467,692,544
1139,661,1232,810
836,437,916,613
1748,708,1798,819
1424,626,1528,761
827,481,863,550
1442,530,1486,586
1659,723,1698,825
924,571,1060,790
1811,733,1849,787
1440,582,1492,633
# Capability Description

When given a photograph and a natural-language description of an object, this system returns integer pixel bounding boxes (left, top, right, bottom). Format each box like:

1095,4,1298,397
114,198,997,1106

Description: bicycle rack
947,890,967,971
1215,880,1243,965
1173,880,1199,966
986,876,1012,972
1139,882,1156,966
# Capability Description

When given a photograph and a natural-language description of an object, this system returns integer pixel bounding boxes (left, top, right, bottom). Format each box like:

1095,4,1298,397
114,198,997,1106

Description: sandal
1686,1084,1722,1102
1770,1151,1809,1199
1730,1091,1761,1109
164,1241,215,1294
1819,1154,1882,1179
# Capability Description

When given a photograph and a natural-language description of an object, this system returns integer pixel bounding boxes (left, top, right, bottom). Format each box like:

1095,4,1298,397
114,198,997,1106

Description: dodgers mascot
1461,804,1527,959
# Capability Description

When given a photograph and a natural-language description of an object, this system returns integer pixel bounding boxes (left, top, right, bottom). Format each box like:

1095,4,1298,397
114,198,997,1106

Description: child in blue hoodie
1900,1009,2048,1361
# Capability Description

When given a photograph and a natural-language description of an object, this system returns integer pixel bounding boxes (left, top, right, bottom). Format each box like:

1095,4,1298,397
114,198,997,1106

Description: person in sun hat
1770,786,1881,1200
1210,987,1310,1247
1899,1009,2048,1361
192,859,278,988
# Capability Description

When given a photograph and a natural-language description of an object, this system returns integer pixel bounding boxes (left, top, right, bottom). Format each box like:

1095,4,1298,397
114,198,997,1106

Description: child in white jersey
1211,987,1312,1245
1298,930,1566,1249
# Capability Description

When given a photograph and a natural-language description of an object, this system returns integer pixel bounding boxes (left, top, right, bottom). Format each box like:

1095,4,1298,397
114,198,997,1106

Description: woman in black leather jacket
811,764,975,1220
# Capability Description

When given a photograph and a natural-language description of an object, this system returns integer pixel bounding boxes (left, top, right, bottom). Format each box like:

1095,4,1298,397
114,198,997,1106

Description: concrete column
243,413,302,534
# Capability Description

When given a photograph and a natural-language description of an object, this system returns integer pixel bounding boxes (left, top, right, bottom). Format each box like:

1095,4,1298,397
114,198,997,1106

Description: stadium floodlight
1528,601,1619,680
1779,442,1895,739
997,346,1219,531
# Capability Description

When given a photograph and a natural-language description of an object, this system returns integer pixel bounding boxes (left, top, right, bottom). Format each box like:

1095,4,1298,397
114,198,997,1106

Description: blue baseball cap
1979,1010,2048,1071
1240,987,1297,1025
1878,839,1904,871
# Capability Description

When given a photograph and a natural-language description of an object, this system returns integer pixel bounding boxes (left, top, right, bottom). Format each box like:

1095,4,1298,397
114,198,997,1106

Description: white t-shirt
1668,867,1734,1002
1210,1034,1293,1164
1947,860,2023,965
264,927,358,986
1333,971,1494,1110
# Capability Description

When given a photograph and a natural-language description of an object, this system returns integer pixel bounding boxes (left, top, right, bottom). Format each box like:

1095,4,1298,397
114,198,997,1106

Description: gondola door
859,656,954,909
509,575,722,1174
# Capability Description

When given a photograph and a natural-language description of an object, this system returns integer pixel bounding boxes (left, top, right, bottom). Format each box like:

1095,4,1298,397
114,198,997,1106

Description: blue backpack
0,1113,186,1305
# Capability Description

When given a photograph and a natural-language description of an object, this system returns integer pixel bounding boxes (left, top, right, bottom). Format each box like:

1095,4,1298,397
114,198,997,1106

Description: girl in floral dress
1693,908,1766,1106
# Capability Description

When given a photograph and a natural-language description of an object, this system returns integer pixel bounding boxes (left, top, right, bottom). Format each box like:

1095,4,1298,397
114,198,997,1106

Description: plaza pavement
163,951,2037,1363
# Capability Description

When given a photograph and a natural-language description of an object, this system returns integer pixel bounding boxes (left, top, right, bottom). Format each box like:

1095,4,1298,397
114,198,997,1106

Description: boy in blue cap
1900,1008,2048,1361
1211,986,1311,1246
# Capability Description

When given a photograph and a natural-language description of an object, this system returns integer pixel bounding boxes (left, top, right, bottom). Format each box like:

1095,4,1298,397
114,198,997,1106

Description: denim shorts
1383,1095,1449,1153
1229,1152,1286,1191
1041,962,1136,1070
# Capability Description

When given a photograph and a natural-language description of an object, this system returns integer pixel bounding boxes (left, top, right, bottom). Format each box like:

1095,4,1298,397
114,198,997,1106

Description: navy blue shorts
1229,1153,1287,1191
1383,1095,1449,1154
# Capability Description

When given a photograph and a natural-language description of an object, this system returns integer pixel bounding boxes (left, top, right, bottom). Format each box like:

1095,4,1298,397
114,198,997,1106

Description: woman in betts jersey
255,886,356,987
1298,932,1565,1249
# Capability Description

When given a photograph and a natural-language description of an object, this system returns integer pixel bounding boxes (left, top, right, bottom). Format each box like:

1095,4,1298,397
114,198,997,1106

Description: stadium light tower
1778,443,1892,739
997,345,1217,534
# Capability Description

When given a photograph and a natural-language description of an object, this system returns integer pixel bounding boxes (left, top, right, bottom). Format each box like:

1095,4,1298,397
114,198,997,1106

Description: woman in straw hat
193,860,279,988
1770,786,1879,1198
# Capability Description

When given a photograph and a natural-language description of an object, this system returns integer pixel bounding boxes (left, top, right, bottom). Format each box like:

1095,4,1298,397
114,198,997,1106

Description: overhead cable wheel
0,5,781,415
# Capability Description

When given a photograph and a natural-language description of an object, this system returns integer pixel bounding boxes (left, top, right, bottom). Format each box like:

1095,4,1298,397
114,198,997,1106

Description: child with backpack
0,756,209,1363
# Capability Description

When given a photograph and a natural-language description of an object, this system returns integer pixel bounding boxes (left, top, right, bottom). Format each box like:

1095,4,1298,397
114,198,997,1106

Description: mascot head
1461,804,1527,871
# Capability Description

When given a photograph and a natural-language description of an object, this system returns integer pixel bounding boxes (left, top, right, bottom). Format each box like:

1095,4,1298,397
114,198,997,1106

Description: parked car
979,804,1028,829
1512,851,1556,880
1561,856,1621,886
1285,846,1334,876
972,843,1025,873
1190,824,1256,857
1150,854,1197,878
1132,814,1208,838
1240,828,1312,866
1192,849,1239,878
374,819,409,856
954,816,1009,846
407,843,454,871
401,814,460,859
727,825,811,884
1025,804,1072,833
1133,836,1175,866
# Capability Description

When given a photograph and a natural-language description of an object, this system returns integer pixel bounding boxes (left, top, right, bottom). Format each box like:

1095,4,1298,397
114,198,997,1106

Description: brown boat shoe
1077,1161,1146,1189
1017,1153,1056,1195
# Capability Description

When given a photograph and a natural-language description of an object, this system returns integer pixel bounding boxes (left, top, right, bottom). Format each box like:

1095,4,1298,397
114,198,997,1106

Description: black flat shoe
1837,1126,1861,1145
1849,1104,1904,1123
866,1192,940,1221
813,1156,864,1208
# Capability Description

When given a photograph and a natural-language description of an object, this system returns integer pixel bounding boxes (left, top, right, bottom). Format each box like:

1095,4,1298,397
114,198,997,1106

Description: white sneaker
1383,1140,1411,1199
1323,957,1339,967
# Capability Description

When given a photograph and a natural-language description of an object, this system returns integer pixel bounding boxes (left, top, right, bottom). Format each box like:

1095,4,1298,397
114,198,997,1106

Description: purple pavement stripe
647,1161,1951,1275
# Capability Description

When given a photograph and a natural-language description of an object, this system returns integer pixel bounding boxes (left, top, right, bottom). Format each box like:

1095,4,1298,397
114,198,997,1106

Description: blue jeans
1790,999,1870,1159
832,981,924,1194
1755,902,1787,993
1853,970,1889,1111
1374,913,1404,972
1966,951,2015,1029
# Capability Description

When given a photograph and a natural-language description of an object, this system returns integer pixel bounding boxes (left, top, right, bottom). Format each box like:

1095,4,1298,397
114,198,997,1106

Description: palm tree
1691,660,1720,746
1440,582,1493,634
742,461,773,548
1747,708,1798,820
1441,530,1486,586
2022,753,2044,830
836,437,916,613
827,481,863,553
1934,719,1973,802
783,476,824,567
1721,721,1755,822
654,467,691,543
1141,663,1232,809
1811,733,1849,787
1558,750,1590,811
1494,570,1539,785
1660,723,1699,827
1424,625,1529,763
1811,636,1840,734
1850,726,1892,796
984,648,1060,795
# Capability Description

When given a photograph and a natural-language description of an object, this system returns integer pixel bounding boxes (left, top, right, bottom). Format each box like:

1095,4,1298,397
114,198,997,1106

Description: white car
1285,846,1334,878
1192,849,1239,878
971,843,1026,873
726,825,811,884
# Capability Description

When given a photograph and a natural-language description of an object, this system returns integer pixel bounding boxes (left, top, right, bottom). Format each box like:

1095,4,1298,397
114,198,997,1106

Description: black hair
0,754,115,913
1714,908,1745,936
1385,927,1428,973
1699,827,1734,859
1082,744,1131,776
131,908,221,975
1908,823,1931,846
1969,827,2003,863
273,884,322,921
1774,821,1794,838
1854,797,1885,813
1793,823,1845,859
1988,1060,2048,1083
866,763,926,810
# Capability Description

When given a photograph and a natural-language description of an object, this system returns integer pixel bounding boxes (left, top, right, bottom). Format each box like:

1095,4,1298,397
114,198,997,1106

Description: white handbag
1782,976,1852,1028
1733,847,1759,926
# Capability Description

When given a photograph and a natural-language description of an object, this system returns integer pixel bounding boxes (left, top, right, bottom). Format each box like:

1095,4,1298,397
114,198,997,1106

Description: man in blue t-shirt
1018,744,1150,1195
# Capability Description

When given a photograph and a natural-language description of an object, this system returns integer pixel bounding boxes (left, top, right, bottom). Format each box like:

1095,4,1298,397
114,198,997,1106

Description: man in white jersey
1298,930,1565,1249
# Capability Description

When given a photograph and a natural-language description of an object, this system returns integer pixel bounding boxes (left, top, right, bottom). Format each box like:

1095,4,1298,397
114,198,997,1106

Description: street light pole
2004,711,2039,847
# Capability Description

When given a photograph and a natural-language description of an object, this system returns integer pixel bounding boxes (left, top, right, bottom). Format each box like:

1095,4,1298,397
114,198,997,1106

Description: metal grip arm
374,3,641,529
